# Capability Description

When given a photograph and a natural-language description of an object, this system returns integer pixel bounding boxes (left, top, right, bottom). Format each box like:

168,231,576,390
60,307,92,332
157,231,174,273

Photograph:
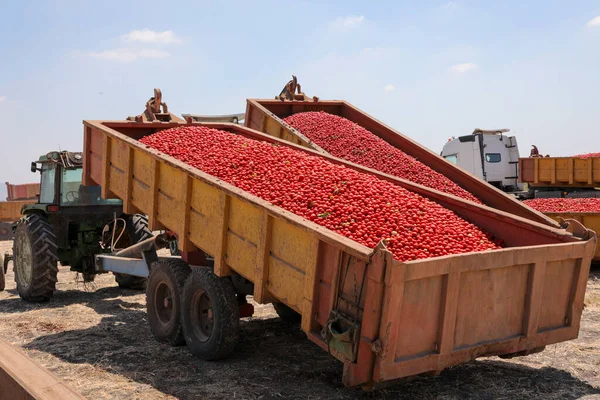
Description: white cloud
451,62,479,73
0,96,6,103
383,84,396,92
122,29,182,44
89,48,170,63
586,16,600,28
330,16,365,32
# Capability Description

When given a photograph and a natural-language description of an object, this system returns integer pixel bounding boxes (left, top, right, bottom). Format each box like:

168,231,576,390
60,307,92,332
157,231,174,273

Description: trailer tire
273,302,302,324
182,268,239,361
146,258,191,346
114,214,152,290
12,214,59,302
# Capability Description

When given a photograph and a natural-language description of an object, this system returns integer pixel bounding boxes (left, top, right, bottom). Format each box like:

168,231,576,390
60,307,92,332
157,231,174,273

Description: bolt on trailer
82,115,594,389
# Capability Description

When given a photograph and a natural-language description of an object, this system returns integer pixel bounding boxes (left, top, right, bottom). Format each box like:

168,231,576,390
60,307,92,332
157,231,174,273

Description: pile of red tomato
524,198,600,213
140,126,502,262
283,111,481,203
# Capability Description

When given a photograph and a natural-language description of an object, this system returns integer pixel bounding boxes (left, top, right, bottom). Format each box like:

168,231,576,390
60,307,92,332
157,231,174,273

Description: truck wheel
182,268,239,360
114,214,152,290
146,258,191,345
12,214,59,302
273,302,302,324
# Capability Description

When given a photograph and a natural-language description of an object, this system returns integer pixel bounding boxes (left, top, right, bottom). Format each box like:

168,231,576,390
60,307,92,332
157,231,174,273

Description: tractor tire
273,302,302,324
114,214,152,290
12,214,59,302
182,268,239,360
0,254,5,291
146,258,191,345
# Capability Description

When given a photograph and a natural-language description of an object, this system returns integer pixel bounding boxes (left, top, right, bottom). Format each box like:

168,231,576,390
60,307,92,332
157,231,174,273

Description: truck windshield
60,168,122,206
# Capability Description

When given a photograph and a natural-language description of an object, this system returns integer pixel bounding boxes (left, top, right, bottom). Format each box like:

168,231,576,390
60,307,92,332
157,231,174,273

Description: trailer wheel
114,214,152,290
146,258,191,345
182,268,239,360
12,214,59,302
273,302,302,324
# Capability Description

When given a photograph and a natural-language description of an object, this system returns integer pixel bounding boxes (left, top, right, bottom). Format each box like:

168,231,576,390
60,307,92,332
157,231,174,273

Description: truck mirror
31,162,39,173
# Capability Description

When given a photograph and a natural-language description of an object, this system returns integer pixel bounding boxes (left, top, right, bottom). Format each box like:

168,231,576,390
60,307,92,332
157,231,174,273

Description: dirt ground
0,239,599,400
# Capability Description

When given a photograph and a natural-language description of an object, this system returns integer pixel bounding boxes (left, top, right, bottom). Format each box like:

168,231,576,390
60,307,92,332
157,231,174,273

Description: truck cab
441,129,523,192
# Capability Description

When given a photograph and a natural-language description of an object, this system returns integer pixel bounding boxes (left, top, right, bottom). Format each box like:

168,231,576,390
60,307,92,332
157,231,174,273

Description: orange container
82,119,595,389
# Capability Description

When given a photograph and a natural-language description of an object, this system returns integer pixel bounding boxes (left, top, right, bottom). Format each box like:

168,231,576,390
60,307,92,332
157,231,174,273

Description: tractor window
444,154,458,165
61,168,84,205
485,153,501,163
39,165,56,204
60,168,122,206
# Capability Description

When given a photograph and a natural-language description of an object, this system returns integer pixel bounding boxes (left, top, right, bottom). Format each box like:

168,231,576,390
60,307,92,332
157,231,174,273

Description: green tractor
10,150,152,302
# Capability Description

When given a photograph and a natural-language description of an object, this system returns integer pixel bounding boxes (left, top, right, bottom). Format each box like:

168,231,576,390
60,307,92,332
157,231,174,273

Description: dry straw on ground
0,240,599,399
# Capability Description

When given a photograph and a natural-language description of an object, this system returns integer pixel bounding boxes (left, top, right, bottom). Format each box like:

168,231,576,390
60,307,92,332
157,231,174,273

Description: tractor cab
31,151,122,209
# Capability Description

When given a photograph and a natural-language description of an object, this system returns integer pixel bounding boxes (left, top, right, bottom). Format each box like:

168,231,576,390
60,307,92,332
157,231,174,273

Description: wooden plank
438,271,461,354
148,158,164,231
523,261,546,337
588,160,593,185
568,158,574,185
214,193,232,276
180,175,195,252
100,134,111,198
301,237,320,333
0,339,85,400
123,145,134,214
253,211,273,303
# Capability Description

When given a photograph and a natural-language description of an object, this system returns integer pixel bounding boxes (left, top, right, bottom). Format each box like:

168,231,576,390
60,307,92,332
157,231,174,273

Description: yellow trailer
542,212,600,260
82,119,595,389
519,157,600,188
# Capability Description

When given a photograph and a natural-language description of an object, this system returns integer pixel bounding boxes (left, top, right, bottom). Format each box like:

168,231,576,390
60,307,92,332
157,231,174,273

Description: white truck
440,129,524,193
440,129,600,199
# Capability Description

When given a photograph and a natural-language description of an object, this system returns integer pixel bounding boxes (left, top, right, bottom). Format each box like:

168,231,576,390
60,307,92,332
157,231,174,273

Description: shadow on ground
13,288,599,400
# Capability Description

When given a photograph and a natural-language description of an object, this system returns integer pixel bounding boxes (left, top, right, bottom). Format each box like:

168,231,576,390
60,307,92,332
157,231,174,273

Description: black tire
146,258,191,346
182,268,239,360
273,302,302,324
12,214,59,302
114,214,152,290
0,254,5,291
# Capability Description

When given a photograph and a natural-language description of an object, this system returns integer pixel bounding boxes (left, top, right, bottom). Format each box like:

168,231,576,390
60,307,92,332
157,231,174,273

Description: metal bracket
322,311,361,362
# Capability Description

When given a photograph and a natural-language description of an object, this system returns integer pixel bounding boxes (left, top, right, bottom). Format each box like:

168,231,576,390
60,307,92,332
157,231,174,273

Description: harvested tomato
574,152,600,159
140,126,502,262
283,111,481,203
524,198,600,213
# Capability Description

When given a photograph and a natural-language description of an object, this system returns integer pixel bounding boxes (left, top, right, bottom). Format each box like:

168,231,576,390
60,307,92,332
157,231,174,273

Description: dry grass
1,239,599,400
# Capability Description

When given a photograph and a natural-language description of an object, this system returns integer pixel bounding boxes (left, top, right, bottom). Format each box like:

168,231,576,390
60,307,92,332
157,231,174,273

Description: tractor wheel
273,302,302,324
0,223,13,241
146,258,191,345
0,254,5,291
12,214,59,302
182,268,239,360
114,214,152,290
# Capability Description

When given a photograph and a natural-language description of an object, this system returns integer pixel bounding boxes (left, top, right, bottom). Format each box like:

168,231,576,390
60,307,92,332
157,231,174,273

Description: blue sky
1,0,599,200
